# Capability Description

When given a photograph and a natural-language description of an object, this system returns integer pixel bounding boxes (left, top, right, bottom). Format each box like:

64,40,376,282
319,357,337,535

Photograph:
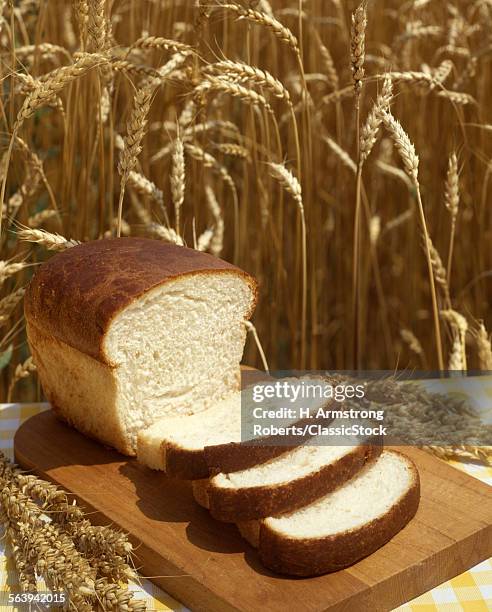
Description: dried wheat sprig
27,209,58,228
323,136,356,173
17,227,80,251
205,61,291,104
475,322,492,370
244,320,270,373
7,356,36,401
127,171,164,208
205,185,224,257
360,76,393,164
5,526,37,592
220,3,299,54
425,445,492,466
444,152,459,283
350,1,367,98
148,223,184,246
1,456,137,587
441,309,468,371
1,480,96,609
95,579,146,611
171,135,185,235
269,162,307,367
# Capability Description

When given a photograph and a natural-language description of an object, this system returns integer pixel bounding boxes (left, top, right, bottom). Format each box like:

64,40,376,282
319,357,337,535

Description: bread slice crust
201,444,382,521
25,237,257,365
244,451,420,576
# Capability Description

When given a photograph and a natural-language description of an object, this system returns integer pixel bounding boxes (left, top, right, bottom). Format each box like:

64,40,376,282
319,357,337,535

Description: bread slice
137,376,333,478
237,451,420,576
192,438,382,521
25,238,257,455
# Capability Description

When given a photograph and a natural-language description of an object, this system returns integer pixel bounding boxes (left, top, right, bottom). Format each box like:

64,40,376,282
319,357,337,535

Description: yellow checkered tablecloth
1,395,491,612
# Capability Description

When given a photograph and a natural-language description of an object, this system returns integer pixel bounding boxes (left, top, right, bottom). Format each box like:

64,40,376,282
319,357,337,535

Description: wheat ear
475,322,492,370
7,356,36,401
441,310,468,371
381,111,444,370
117,80,158,236
171,134,185,235
444,152,459,284
17,227,80,251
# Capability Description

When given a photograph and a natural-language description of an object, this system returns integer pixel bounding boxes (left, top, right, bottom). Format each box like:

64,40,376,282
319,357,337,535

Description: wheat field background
1,0,492,401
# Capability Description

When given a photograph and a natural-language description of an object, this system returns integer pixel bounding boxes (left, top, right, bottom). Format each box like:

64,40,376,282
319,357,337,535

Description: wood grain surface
14,410,492,612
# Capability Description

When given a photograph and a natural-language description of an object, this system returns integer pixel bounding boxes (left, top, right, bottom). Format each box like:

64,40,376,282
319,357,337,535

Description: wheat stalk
382,111,444,369
269,162,307,367
117,79,158,236
128,36,194,57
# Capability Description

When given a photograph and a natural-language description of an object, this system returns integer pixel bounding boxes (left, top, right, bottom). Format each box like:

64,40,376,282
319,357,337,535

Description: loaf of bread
25,238,257,455
236,450,420,576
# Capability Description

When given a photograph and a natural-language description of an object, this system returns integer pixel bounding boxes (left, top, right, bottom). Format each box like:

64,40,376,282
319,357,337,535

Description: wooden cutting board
14,410,492,612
